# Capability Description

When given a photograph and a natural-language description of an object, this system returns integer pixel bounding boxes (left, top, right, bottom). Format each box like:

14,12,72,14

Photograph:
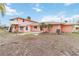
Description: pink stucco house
40,22,74,33
9,17,74,33
9,17,40,32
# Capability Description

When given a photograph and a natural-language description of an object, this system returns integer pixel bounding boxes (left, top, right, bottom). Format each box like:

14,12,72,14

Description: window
76,27,79,30
23,19,25,22
26,26,28,30
20,26,24,30
34,26,37,29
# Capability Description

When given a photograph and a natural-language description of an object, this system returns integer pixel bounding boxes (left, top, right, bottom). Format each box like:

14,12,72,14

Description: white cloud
64,3,73,6
40,16,61,22
6,3,11,6
5,6,17,16
5,5,23,16
40,15,79,23
35,4,40,7
57,11,65,17
71,15,79,22
32,7,42,12
72,15,79,18
32,4,42,12
40,11,66,22
40,15,74,23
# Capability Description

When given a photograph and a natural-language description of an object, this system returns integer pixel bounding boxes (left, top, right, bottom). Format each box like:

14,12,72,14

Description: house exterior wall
17,18,23,22
11,24,19,32
12,25,41,32
12,26,15,32
42,28,48,32
10,23,74,33
19,26,26,32
31,26,40,32
41,24,61,33
41,24,73,33
18,25,31,32
50,24,61,33
61,25,73,32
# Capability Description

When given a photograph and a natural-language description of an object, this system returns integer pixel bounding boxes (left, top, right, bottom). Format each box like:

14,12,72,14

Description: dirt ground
0,32,79,56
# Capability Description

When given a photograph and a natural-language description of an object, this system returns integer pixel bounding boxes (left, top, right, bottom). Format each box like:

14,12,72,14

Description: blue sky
1,3,79,26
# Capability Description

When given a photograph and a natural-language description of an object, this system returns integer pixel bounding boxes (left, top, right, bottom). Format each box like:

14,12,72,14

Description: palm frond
0,3,6,16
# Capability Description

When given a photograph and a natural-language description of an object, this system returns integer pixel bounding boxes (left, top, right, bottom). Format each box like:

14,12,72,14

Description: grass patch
0,29,4,32
72,32,79,34
71,32,79,37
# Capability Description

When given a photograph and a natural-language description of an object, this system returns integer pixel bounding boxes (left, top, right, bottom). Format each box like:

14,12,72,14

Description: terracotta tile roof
10,17,38,23
10,17,25,21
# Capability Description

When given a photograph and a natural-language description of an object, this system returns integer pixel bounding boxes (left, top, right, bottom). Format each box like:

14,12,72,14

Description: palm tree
47,24,52,32
0,3,6,32
40,23,47,28
0,3,6,25
0,3,6,16
64,20,68,23
27,16,31,20
40,23,47,32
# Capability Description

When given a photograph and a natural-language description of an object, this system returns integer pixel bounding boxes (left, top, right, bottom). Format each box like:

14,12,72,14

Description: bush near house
72,32,79,34
0,26,9,32
0,27,4,32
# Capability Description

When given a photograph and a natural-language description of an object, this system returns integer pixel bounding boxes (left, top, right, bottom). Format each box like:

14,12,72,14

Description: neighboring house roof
41,21,62,25
62,23,79,25
41,21,79,25
61,23,74,25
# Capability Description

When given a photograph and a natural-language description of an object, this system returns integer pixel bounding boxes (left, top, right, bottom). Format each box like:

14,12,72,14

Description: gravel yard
0,32,79,56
